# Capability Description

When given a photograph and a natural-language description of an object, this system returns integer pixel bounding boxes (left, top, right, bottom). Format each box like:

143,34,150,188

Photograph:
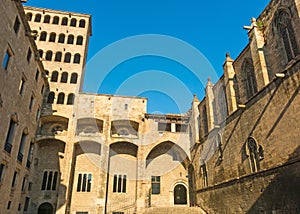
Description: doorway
174,184,187,205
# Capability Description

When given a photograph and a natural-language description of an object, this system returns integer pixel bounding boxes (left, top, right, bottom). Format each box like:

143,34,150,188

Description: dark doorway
174,184,187,205
38,203,53,214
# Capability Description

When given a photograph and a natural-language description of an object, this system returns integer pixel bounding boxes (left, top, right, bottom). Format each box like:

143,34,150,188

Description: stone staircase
145,206,207,214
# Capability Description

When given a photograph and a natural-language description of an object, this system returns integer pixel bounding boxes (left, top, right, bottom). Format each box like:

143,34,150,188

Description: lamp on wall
238,104,246,108
275,73,285,78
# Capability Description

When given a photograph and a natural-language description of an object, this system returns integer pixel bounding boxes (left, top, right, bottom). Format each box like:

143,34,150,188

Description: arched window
45,51,53,61
49,32,56,42
52,16,59,25
61,17,68,26
64,53,71,63
58,34,65,43
57,93,65,104
79,19,86,28
70,73,78,84
67,93,75,105
39,31,47,41
47,92,55,104
38,49,43,58
242,58,257,99
73,53,80,64
43,15,50,23
76,36,83,45
67,35,74,44
60,72,68,83
276,10,299,62
26,13,32,21
200,162,208,187
44,70,49,76
54,52,62,62
70,18,77,27
247,137,260,173
34,14,41,22
50,71,58,82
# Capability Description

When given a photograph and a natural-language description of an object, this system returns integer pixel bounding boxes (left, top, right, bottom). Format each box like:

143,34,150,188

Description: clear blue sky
26,0,269,114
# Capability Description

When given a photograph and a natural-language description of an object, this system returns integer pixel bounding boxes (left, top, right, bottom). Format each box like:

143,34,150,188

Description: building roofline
78,92,148,100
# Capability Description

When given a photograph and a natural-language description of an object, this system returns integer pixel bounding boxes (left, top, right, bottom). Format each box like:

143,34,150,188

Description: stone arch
172,182,188,205
75,140,102,156
145,141,190,169
38,202,54,214
76,117,104,135
110,141,138,158
111,120,139,138
39,115,69,137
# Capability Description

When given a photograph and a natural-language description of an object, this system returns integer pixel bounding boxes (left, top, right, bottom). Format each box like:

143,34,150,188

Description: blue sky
26,0,269,114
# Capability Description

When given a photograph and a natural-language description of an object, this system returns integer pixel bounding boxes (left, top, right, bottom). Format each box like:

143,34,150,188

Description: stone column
245,18,269,90
223,53,237,114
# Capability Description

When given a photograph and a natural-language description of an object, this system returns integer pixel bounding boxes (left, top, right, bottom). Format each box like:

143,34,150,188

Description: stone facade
0,0,299,213
0,0,47,213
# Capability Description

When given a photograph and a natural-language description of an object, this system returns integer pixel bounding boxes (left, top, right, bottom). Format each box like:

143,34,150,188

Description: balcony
4,143,12,154
17,152,23,163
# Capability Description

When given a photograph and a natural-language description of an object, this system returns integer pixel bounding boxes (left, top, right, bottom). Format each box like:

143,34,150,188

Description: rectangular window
17,133,27,162
77,173,92,192
21,176,28,192
35,69,39,81
2,50,11,70
151,176,160,194
36,107,40,121
27,48,32,63
24,197,30,211
26,143,34,169
0,163,6,182
29,95,34,111
7,201,11,210
19,78,25,95
13,16,20,34
4,119,16,154
113,174,126,193
11,171,18,188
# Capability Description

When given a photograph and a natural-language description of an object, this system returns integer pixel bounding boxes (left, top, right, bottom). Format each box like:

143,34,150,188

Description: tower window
49,32,56,42
50,71,58,82
41,171,58,191
13,16,20,34
67,35,74,44
54,52,62,62
39,31,47,41
70,18,77,27
79,19,86,28
61,17,68,26
113,174,127,193
26,13,32,21
73,53,80,64
52,16,59,24
57,93,65,104
47,92,55,104
70,73,78,84
45,50,53,61
61,72,68,83
76,36,83,45
2,49,12,70
77,173,92,192
58,34,65,43
67,93,75,105
34,14,41,22
43,15,50,23
64,53,71,63
151,176,160,194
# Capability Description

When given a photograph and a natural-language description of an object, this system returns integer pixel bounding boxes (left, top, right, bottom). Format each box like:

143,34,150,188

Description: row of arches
26,12,86,28
38,50,81,64
50,71,78,84
47,92,75,105
38,32,83,45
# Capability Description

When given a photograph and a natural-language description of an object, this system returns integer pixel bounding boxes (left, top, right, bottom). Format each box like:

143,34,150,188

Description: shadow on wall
247,146,300,214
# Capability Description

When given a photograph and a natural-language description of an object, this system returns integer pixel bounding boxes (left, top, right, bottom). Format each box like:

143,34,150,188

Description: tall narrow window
79,19,86,28
73,53,80,64
17,130,28,163
41,171,47,190
67,93,75,105
242,58,257,99
247,137,260,173
43,15,50,23
23,197,30,211
35,69,39,81
2,49,12,70
49,32,56,42
50,71,58,82
27,48,32,63
77,173,82,192
34,14,41,22
38,49,43,58
36,108,40,121
11,171,18,188
60,72,68,83
61,17,68,26
67,35,74,44
13,16,20,34
76,36,83,45
70,73,78,84
151,176,160,194
45,50,53,61
57,93,65,104
26,143,34,169
113,174,127,193
21,176,28,192
47,92,55,104
276,10,299,62
58,34,65,43
201,163,208,188
64,53,71,63
52,16,59,24
4,119,17,154
54,52,62,62
0,163,6,182
39,31,47,41
19,78,25,95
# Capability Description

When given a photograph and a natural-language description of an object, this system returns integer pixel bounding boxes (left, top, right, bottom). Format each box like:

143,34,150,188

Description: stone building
0,0,47,213
0,0,299,213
